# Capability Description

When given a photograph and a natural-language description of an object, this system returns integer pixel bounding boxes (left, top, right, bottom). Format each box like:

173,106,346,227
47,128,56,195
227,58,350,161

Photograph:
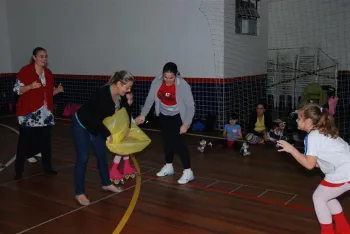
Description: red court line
142,175,314,212
54,157,315,214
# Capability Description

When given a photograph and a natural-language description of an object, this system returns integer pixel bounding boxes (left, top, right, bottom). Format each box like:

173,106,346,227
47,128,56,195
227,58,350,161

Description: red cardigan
16,63,54,116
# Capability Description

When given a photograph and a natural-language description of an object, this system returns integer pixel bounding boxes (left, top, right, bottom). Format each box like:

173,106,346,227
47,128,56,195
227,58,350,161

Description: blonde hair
107,70,134,85
299,103,338,138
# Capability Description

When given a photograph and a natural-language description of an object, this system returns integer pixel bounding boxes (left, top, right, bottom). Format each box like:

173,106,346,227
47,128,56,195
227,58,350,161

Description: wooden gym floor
0,116,349,234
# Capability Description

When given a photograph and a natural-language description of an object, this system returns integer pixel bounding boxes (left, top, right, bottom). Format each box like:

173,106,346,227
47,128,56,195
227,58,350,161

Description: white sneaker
27,157,37,163
35,153,42,157
177,169,194,184
156,164,174,177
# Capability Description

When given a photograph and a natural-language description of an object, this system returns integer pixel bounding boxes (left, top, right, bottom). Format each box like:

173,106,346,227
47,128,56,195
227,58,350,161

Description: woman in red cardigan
13,47,64,180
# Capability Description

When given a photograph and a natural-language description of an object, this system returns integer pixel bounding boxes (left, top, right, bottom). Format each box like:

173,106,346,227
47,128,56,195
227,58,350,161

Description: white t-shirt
305,130,350,183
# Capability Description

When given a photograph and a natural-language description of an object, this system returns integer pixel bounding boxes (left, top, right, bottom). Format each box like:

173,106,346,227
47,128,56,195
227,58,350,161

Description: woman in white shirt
277,104,350,234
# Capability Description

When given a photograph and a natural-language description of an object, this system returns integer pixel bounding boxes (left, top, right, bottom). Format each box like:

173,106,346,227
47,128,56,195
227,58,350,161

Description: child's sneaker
27,157,37,163
156,164,174,177
110,163,124,185
123,158,137,180
177,169,194,184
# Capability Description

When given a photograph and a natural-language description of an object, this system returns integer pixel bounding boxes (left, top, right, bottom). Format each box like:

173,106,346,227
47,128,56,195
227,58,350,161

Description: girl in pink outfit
109,92,137,184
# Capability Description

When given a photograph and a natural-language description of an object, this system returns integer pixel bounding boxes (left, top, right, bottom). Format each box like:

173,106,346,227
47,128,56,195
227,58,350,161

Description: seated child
109,91,137,184
267,121,283,143
266,119,288,146
223,114,242,148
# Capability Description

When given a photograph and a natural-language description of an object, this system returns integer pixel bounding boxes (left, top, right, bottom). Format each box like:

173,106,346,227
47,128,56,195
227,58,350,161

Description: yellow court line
112,154,142,234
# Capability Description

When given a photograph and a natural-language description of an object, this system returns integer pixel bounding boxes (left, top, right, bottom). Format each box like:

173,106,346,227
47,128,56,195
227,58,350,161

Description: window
235,0,260,36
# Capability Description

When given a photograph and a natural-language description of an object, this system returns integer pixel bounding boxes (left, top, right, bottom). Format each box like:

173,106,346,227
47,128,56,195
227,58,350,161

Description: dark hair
107,70,134,85
256,102,266,109
229,114,238,120
272,121,280,129
163,62,179,75
300,104,338,138
30,47,46,64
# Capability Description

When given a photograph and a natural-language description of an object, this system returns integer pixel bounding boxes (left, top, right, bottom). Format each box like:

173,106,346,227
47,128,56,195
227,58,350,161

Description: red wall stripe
1,71,348,82
0,72,268,83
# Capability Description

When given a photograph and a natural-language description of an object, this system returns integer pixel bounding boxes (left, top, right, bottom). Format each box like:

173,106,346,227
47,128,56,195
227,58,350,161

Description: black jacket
76,85,131,139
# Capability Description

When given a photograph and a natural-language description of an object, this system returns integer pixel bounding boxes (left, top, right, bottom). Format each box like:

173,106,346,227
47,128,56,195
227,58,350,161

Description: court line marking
0,164,74,187
52,122,303,209
0,124,19,173
138,166,300,204
230,185,243,193
0,120,305,220
1,151,310,231
142,175,312,212
53,120,302,197
56,157,300,200
2,164,153,233
0,119,335,232
205,180,219,188
55,158,308,213
0,114,15,119
0,159,153,188
17,178,152,234
112,154,142,234
52,122,300,197
1,119,305,228
285,194,298,205
22,143,296,200
136,164,298,196
257,189,269,198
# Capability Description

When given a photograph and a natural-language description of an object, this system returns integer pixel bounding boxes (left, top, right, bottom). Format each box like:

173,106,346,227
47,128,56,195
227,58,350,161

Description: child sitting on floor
223,114,242,149
267,120,284,142
109,91,137,184
266,119,289,147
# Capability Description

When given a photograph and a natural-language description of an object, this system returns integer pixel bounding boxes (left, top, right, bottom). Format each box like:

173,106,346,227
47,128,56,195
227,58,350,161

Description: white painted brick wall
200,0,269,78
200,0,225,78
224,0,269,77
0,0,11,72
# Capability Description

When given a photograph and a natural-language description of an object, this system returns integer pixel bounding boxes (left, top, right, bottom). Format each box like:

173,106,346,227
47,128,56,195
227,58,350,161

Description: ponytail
106,70,134,86
316,108,338,138
107,71,120,85
300,104,338,138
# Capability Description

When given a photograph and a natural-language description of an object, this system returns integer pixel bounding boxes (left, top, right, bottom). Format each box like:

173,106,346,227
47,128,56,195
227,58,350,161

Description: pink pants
313,182,350,224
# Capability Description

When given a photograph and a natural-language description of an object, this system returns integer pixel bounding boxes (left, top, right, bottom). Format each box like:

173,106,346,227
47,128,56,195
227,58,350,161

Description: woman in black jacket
246,102,272,144
72,70,134,206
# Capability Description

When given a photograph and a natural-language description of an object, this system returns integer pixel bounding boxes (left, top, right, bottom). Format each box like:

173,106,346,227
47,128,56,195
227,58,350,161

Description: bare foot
75,194,90,206
102,184,123,193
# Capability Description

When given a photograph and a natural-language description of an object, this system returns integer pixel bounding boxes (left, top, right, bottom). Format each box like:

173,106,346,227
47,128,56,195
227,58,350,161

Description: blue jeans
71,115,111,195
